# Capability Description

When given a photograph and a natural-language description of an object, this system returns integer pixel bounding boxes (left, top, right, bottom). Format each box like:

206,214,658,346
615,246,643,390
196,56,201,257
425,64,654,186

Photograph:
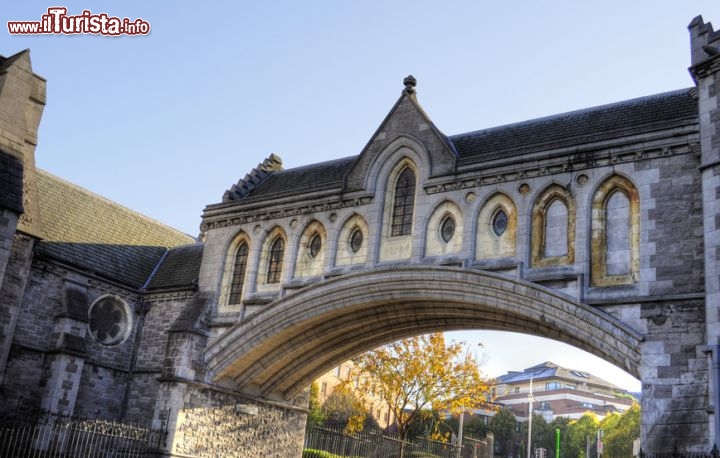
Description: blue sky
5,1,720,392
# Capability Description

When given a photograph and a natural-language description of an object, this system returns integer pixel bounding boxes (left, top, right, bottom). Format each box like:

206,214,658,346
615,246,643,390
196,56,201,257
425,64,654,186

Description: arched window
605,191,631,275
531,185,575,267
544,199,569,258
228,242,248,304
591,175,639,286
267,238,284,284
391,167,416,236
476,193,517,260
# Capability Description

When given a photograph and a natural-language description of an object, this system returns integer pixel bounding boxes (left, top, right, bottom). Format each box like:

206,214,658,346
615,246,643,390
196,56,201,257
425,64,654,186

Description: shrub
302,449,345,458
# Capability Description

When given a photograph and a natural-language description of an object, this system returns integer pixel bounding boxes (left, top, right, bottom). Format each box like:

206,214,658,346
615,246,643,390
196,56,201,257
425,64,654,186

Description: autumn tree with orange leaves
347,333,492,458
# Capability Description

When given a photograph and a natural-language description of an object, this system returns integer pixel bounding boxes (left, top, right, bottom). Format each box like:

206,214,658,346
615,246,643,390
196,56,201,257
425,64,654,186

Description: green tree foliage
602,403,640,457
566,413,600,458
547,417,571,458
444,414,489,440
302,449,344,458
405,410,445,442
307,382,326,428
321,386,365,432
521,414,549,456
490,407,518,457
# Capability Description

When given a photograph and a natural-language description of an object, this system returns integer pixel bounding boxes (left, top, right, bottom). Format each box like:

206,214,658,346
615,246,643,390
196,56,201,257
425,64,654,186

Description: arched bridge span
204,266,643,400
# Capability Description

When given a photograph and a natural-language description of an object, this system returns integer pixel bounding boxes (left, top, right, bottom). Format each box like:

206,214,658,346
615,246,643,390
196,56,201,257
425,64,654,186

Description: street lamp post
527,377,533,458
455,410,464,458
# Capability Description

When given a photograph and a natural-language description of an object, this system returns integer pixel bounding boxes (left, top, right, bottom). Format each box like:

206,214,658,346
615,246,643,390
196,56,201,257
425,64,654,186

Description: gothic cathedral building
1,15,720,456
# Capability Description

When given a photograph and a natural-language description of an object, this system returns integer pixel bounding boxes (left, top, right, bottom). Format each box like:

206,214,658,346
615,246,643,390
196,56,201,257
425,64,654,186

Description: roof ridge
449,87,694,140
37,168,194,243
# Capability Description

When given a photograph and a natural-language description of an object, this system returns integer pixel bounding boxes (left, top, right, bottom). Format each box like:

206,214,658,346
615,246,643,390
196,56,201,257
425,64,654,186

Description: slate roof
227,88,698,203
496,361,622,391
35,170,195,288
451,88,697,165
241,156,355,202
144,243,204,291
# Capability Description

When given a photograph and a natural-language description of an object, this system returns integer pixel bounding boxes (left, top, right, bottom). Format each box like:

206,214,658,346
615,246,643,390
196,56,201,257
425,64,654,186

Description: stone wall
0,234,35,391
158,381,308,458
0,210,19,287
640,153,704,296
135,294,195,371
73,362,130,419
640,298,708,451
689,14,720,445
0,258,143,418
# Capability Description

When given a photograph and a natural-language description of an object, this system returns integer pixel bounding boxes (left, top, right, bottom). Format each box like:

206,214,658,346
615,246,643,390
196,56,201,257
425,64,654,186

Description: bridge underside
204,266,643,400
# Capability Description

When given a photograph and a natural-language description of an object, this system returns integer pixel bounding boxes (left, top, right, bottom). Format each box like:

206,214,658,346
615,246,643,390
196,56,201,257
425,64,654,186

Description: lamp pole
527,377,533,458
455,410,464,458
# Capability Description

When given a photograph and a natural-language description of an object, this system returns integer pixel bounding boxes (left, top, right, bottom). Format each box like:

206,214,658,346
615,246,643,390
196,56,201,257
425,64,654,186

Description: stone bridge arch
204,265,643,400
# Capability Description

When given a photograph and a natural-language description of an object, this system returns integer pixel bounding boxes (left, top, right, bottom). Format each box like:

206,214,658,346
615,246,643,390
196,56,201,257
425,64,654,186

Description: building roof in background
496,361,624,392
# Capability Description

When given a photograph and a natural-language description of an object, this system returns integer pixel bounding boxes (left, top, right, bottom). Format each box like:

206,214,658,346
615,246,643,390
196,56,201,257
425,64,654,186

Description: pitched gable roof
496,361,622,391
35,170,195,288
343,86,458,192
213,88,698,208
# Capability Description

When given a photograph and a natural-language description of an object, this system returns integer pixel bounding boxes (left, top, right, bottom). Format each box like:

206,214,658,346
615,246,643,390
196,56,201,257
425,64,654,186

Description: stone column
39,280,89,415
689,15,720,447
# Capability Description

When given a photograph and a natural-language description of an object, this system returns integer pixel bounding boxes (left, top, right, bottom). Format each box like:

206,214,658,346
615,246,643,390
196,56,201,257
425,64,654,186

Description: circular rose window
88,295,132,346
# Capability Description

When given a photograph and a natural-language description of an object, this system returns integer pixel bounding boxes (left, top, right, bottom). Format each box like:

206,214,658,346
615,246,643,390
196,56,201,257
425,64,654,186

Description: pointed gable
343,76,458,192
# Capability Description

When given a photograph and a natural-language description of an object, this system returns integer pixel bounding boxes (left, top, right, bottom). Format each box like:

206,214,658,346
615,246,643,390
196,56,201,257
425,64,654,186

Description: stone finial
403,75,417,94
223,153,283,202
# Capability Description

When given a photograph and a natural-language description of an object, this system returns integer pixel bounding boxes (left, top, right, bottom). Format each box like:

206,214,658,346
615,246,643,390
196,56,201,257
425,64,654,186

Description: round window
440,215,455,243
349,228,363,253
492,209,508,237
88,295,132,346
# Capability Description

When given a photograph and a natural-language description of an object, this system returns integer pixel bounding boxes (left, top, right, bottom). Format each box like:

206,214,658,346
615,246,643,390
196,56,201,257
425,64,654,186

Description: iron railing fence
304,425,493,458
638,445,719,458
0,410,167,458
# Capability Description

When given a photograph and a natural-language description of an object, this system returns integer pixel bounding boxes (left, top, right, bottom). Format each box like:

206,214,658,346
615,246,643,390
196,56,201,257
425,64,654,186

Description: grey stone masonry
689,14,720,446
0,234,34,390
0,50,46,238
640,299,707,449
154,381,308,458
